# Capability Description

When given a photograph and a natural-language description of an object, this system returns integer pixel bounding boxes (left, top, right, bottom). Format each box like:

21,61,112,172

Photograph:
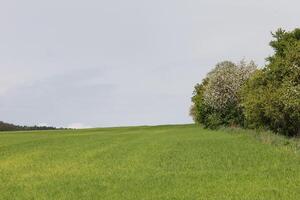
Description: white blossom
203,60,257,110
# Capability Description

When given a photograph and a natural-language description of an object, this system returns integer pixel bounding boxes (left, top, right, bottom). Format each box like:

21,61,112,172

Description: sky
0,0,299,128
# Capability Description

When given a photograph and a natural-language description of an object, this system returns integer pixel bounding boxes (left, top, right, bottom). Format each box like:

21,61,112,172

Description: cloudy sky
0,0,299,128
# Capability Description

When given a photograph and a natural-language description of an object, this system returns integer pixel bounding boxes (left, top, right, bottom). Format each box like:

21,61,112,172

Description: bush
191,28,299,136
241,28,300,136
190,60,257,128
190,78,210,125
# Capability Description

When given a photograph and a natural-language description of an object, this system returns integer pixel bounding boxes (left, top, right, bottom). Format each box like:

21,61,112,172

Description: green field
1,124,300,200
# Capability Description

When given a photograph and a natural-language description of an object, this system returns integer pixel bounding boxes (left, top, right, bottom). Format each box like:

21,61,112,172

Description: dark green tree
241,28,300,136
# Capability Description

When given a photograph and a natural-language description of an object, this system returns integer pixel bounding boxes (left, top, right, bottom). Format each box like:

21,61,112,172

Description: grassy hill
1,124,300,199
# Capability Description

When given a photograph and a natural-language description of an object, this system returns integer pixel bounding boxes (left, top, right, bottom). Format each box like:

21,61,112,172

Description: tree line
0,121,58,131
190,28,300,136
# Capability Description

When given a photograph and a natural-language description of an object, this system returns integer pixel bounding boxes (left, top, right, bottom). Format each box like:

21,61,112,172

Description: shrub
241,28,300,136
190,60,257,128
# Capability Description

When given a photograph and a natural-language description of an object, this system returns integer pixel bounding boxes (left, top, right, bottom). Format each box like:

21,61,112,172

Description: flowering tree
203,60,257,110
190,60,257,128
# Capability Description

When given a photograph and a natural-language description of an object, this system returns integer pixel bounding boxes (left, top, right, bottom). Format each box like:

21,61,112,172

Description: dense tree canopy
241,28,300,136
190,60,257,128
191,28,300,136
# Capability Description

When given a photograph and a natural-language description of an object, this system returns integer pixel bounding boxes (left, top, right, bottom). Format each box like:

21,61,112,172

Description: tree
241,28,300,136
203,60,256,111
190,60,257,128
190,78,213,126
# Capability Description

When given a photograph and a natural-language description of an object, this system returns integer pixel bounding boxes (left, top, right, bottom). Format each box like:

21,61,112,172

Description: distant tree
0,121,58,131
241,28,300,136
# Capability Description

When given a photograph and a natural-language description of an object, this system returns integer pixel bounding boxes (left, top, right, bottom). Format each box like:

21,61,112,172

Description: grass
1,124,300,200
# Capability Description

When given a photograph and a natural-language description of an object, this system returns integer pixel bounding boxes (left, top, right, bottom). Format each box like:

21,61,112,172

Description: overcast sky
0,0,299,128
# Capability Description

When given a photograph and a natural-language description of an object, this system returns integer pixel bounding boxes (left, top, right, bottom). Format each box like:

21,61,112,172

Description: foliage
0,121,57,131
190,60,257,128
241,28,300,136
190,78,211,125
191,28,299,136
204,60,256,110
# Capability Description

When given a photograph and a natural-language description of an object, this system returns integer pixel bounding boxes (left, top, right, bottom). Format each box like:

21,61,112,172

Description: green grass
1,124,300,200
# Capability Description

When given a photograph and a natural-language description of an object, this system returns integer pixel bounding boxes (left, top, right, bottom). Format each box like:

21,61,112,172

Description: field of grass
1,124,300,200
